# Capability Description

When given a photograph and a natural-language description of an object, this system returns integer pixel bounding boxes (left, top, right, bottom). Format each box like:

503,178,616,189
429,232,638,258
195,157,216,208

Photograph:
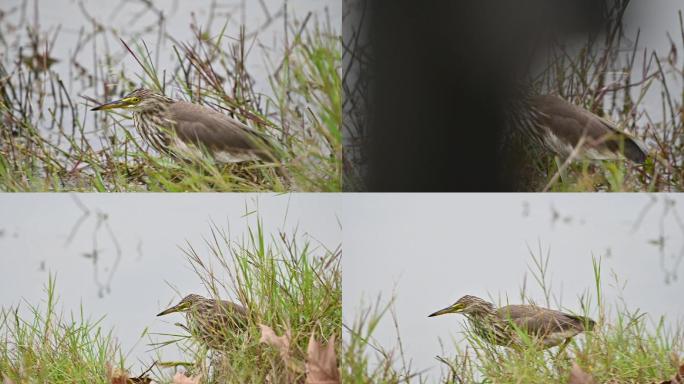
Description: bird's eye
131,97,141,103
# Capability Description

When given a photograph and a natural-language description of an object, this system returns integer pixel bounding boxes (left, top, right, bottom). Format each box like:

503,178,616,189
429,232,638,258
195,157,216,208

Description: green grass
0,213,341,383
0,6,341,192
159,217,342,383
0,276,124,383
343,252,683,383
342,296,417,383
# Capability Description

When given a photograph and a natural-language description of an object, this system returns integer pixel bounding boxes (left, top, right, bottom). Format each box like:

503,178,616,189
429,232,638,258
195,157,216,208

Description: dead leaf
107,363,130,384
172,372,202,384
305,334,340,384
105,362,152,384
660,363,684,384
568,362,595,384
259,323,291,363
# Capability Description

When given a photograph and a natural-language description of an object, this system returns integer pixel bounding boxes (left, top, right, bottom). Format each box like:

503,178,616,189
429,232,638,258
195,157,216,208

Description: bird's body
157,294,248,350
92,88,276,163
429,295,594,349
507,92,647,164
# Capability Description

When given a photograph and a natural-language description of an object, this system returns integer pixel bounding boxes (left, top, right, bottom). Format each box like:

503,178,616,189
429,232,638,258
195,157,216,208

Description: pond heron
157,294,248,349
92,88,276,163
428,295,595,349
508,92,647,163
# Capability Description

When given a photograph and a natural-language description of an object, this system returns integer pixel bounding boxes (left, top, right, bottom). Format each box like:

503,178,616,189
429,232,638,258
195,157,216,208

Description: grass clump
0,276,124,383
154,215,341,383
342,297,416,383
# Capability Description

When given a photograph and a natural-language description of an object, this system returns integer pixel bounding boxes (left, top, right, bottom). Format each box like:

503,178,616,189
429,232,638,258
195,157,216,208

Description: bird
506,90,647,164
157,293,248,350
91,88,277,163
428,295,595,350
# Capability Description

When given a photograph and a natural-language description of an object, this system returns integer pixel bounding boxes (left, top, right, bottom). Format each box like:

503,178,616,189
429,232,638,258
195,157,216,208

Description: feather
530,94,646,163
168,101,276,162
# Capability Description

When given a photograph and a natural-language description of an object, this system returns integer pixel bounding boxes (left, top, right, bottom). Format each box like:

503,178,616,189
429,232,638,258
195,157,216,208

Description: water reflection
66,194,123,298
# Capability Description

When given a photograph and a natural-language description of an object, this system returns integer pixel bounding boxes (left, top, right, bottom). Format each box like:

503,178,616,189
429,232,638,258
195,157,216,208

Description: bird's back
497,304,594,347
186,298,248,349
168,101,275,161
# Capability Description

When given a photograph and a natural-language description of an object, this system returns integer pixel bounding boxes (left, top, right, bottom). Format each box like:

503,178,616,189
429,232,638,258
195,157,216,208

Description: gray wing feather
498,305,592,336
169,101,274,160
531,95,646,163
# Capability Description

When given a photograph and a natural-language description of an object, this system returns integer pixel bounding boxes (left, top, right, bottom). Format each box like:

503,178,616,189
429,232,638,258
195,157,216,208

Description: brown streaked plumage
91,88,276,163
157,293,248,350
508,92,647,163
428,295,595,349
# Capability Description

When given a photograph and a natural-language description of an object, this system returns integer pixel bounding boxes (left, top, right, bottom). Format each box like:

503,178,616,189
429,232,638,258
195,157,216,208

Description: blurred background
342,194,684,380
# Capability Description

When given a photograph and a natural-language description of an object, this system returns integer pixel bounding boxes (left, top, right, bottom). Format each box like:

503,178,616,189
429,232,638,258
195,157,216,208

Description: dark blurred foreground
343,0,614,191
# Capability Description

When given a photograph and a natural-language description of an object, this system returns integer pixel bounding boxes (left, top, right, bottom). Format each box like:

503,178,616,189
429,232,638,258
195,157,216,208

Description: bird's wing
223,300,248,318
498,305,590,337
206,300,248,330
169,101,274,159
531,94,646,163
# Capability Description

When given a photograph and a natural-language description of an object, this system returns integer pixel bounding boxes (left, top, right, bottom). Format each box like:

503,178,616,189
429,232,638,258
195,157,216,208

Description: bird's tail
621,135,647,164
599,118,648,163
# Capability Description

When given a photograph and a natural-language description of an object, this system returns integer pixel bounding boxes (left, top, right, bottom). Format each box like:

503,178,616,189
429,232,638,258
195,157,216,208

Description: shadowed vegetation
343,1,684,191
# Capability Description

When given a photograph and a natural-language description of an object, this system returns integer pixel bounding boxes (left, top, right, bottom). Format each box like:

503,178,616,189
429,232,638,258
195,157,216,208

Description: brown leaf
107,363,130,384
660,362,684,384
106,363,152,384
259,323,291,363
305,334,340,384
172,372,202,384
568,362,596,384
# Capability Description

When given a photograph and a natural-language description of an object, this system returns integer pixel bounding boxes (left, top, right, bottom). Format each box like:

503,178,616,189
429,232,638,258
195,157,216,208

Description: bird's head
157,294,205,316
91,88,170,113
428,295,495,318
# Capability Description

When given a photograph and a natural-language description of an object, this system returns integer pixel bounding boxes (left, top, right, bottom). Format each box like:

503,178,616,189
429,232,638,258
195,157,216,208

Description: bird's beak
428,303,463,317
157,303,183,317
91,97,133,111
